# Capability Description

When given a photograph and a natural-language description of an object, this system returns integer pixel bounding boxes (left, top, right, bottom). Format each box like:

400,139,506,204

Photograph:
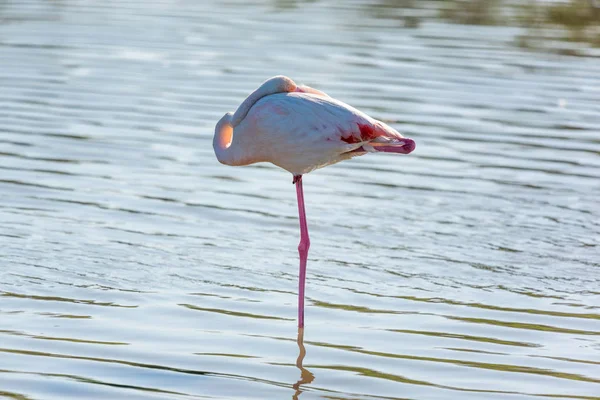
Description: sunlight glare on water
1,0,599,399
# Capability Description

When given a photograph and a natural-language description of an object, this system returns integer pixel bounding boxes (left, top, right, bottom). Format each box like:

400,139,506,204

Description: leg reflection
292,327,315,400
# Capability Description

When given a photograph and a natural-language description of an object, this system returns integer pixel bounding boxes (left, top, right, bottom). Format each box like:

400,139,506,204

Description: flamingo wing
295,84,331,99
235,92,408,174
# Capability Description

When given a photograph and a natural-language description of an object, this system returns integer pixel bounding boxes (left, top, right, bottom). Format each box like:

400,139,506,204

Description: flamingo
213,76,415,328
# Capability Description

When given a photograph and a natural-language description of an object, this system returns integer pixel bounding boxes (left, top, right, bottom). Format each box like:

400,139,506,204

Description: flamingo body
213,76,415,328
214,76,415,175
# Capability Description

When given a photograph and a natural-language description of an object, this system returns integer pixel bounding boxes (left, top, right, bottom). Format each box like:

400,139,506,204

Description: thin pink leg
294,175,310,328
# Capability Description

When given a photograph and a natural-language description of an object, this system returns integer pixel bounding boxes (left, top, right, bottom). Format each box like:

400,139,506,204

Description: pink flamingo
213,76,415,328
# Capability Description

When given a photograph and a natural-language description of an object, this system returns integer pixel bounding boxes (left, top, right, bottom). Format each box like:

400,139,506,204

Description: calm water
1,1,600,399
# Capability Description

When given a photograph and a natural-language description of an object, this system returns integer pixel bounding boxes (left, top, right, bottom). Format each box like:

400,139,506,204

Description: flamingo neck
213,112,242,166
230,75,297,127
214,76,298,167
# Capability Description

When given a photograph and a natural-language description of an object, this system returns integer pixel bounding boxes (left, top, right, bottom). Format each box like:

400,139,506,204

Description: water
1,0,599,399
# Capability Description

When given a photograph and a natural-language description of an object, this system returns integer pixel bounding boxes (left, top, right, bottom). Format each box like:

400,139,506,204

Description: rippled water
1,1,600,399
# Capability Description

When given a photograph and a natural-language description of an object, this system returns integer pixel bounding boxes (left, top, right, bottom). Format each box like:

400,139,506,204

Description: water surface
1,1,599,399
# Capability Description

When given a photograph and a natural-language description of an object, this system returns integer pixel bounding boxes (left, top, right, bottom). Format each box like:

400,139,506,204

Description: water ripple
1,0,599,399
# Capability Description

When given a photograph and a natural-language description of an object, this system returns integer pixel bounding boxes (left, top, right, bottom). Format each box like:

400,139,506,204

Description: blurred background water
1,0,600,399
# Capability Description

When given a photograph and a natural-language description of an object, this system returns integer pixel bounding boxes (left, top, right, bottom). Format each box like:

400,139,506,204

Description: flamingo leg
294,175,310,328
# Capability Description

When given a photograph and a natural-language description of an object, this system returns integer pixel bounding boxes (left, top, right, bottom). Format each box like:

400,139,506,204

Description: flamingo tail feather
362,138,416,155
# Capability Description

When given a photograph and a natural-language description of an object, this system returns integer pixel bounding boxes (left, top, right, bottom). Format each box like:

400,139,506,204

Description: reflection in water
293,328,315,400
